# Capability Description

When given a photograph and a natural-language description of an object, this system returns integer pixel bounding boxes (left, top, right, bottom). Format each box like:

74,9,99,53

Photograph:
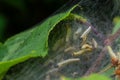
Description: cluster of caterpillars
49,26,120,80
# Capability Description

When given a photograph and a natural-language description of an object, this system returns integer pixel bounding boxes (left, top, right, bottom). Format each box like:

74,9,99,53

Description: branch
84,27,120,76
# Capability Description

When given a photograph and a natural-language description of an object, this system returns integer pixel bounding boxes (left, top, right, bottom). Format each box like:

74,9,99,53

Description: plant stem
84,26,120,76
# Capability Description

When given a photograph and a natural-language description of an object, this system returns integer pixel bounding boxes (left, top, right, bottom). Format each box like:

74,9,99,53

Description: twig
107,46,117,59
98,64,113,73
84,28,120,76
104,28,120,46
84,47,107,76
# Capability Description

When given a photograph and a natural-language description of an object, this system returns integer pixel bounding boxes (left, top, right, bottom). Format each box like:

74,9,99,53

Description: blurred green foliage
112,16,120,34
0,0,68,42
61,74,111,80
2,0,26,11
0,14,7,41
80,74,111,80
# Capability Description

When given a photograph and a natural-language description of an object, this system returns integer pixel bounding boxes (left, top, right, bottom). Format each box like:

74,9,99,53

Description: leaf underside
0,4,78,79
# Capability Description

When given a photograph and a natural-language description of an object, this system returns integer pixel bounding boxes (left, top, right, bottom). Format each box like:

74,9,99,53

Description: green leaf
0,4,78,79
80,74,111,80
60,74,111,80
112,16,120,34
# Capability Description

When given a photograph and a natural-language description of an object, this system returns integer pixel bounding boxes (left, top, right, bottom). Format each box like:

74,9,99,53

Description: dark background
0,0,68,42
